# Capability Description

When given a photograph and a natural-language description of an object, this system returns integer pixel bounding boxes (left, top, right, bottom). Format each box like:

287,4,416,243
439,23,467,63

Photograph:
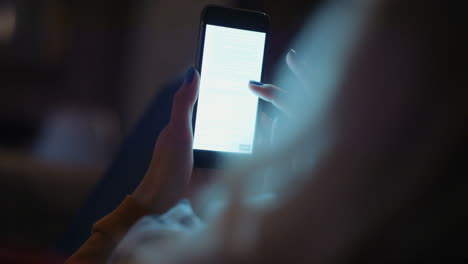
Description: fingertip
193,67,200,80
176,67,199,105
249,80,264,86
192,68,200,88
184,66,196,84
248,81,263,93
248,84,273,103
185,67,200,90
286,49,297,67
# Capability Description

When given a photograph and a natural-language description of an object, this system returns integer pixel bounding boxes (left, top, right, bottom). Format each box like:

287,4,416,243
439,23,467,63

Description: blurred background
0,0,319,247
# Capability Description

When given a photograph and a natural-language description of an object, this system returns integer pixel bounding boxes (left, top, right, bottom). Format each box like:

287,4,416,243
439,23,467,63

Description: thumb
170,66,200,127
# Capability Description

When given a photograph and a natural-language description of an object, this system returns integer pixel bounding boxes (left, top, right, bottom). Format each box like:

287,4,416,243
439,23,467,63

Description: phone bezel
193,5,270,168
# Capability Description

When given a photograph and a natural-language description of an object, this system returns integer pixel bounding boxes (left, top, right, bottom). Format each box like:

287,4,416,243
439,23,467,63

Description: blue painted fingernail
185,66,195,84
249,80,263,86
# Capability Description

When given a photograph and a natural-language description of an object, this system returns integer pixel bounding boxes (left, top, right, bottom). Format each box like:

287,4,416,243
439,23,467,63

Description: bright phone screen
193,25,266,153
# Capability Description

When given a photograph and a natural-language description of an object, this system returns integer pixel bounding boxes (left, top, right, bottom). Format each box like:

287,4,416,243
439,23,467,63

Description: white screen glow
193,25,266,153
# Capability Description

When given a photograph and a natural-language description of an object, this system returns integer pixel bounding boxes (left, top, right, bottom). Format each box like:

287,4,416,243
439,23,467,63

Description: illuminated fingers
249,81,289,114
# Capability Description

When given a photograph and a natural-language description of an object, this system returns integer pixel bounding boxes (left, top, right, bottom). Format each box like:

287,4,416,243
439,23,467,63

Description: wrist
131,181,174,214
131,185,154,212
131,180,162,213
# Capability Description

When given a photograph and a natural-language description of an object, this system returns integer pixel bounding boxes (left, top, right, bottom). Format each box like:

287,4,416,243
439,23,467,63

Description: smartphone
193,6,270,167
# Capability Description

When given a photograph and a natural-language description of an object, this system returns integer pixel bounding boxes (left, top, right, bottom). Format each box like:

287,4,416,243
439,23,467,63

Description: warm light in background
0,5,16,43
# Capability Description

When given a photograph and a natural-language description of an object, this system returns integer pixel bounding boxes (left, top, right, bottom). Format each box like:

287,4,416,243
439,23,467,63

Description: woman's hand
249,49,309,143
248,49,309,116
132,67,199,214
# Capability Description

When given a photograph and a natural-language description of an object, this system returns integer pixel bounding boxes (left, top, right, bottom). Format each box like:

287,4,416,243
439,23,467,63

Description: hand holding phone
132,68,200,213
132,6,271,211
